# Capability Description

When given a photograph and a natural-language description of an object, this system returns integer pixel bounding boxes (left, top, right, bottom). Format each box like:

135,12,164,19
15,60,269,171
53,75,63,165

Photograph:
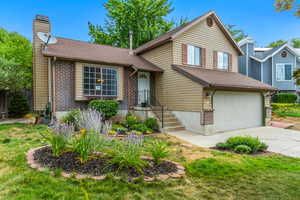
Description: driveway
168,126,300,158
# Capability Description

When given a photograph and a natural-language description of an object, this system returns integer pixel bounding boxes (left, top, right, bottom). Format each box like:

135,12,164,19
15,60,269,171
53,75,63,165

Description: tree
275,0,300,16
266,40,288,48
226,24,247,42
291,38,300,48
88,0,186,48
0,28,32,90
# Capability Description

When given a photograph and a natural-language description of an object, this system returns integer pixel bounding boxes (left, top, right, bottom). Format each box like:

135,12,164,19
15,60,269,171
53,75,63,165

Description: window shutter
201,48,206,67
228,53,232,71
213,51,218,69
182,44,187,65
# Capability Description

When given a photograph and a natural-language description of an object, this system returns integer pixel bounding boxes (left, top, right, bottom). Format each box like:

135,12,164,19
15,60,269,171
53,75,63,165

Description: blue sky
1,0,299,47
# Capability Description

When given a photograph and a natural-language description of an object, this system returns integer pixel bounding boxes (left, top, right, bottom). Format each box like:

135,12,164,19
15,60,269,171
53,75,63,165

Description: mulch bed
210,147,278,156
28,146,185,181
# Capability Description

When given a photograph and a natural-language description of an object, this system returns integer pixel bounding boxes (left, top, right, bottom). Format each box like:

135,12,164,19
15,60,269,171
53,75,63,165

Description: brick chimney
32,15,51,111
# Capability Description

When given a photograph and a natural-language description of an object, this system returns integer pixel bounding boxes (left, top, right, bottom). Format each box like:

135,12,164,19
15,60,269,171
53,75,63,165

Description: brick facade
53,60,137,112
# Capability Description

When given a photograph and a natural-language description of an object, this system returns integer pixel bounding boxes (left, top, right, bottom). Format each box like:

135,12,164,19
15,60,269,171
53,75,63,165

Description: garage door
214,91,263,132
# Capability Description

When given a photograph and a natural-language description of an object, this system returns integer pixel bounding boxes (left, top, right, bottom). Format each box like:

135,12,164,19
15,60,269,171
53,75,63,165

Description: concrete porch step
164,126,185,132
164,121,182,127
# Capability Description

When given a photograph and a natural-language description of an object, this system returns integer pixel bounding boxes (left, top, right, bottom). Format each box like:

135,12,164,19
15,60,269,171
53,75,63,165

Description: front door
138,72,150,105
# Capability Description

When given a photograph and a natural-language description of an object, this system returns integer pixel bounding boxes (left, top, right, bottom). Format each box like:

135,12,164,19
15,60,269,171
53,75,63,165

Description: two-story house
238,37,300,95
32,11,274,135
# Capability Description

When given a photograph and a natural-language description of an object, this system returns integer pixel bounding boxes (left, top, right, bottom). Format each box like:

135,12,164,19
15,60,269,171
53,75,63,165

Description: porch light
96,79,104,83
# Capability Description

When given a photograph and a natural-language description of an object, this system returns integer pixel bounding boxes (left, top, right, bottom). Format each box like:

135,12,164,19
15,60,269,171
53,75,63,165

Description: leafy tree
226,24,247,42
291,38,300,48
88,0,186,48
275,0,300,17
0,28,32,90
266,40,288,48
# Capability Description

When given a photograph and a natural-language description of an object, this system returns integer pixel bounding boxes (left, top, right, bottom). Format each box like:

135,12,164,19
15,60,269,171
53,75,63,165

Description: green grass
1,123,300,199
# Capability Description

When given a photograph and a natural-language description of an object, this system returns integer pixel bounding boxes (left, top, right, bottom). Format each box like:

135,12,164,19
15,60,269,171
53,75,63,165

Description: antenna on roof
37,32,57,50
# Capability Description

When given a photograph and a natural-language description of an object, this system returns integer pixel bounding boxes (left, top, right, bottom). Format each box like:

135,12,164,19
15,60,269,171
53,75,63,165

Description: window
276,64,292,81
217,52,229,70
83,66,118,96
187,44,201,65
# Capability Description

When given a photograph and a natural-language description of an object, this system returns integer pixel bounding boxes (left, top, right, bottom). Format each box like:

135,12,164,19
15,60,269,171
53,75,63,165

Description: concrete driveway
168,126,300,158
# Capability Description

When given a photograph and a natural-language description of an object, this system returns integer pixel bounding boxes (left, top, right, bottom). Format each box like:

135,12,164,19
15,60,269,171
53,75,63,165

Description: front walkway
168,126,300,158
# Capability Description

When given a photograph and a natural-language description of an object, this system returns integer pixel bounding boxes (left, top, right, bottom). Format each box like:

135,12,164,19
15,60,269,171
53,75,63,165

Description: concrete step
164,121,182,127
163,126,185,132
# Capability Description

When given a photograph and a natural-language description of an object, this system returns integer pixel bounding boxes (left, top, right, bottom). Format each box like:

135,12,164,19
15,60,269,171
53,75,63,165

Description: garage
213,91,263,132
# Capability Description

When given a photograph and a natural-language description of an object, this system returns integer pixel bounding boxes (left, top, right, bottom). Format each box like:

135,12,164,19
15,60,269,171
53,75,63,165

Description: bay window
83,66,118,96
187,44,201,66
276,64,292,81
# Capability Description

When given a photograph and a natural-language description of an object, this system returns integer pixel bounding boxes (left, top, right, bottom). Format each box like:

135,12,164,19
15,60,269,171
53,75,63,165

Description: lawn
1,123,300,200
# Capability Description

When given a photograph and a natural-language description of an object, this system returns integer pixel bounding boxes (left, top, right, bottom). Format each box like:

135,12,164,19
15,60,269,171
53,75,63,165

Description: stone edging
26,146,185,182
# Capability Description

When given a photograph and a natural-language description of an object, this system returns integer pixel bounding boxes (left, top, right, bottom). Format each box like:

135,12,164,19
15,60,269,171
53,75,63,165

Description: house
32,11,275,135
238,37,300,96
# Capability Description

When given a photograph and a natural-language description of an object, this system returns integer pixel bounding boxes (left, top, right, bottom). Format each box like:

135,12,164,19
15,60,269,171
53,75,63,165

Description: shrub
234,145,252,154
132,124,150,133
273,93,297,103
122,113,141,130
108,142,147,173
112,125,128,135
8,92,30,118
43,122,74,156
75,109,103,134
147,140,170,164
216,136,268,154
88,100,119,120
61,109,80,129
144,117,159,131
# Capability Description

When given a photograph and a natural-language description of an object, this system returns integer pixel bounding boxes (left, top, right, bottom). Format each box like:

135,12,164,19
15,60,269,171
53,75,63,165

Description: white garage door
214,91,263,132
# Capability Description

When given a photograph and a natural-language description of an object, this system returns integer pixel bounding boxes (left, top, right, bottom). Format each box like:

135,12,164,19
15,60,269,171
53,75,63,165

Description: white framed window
276,64,292,81
217,52,229,70
83,66,118,96
187,44,201,65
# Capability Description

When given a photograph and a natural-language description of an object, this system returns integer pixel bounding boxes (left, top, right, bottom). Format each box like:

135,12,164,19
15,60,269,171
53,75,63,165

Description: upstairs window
83,66,118,97
276,64,292,81
217,52,229,70
187,44,201,66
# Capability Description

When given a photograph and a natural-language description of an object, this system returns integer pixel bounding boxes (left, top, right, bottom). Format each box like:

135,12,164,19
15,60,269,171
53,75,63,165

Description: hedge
273,93,297,103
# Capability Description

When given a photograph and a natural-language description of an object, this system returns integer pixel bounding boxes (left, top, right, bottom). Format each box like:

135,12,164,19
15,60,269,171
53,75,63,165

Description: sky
0,0,300,47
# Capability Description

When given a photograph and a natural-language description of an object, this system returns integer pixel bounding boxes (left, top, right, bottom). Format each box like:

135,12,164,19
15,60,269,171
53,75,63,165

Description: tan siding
173,18,239,72
33,20,50,111
74,62,124,101
142,42,203,112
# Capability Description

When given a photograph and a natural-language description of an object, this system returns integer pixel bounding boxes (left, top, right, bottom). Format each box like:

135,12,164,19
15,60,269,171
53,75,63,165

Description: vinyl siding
238,44,247,75
263,58,272,85
249,59,261,81
172,18,239,72
32,20,50,111
141,42,203,112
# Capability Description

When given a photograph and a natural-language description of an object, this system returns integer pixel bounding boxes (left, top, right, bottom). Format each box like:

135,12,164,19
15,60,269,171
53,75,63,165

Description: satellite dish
37,32,57,45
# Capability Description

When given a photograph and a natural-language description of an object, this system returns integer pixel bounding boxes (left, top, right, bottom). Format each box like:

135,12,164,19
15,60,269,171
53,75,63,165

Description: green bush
61,109,80,129
147,140,170,164
234,145,252,154
132,124,152,133
88,100,119,120
273,93,297,103
215,142,229,150
215,136,268,154
121,113,141,130
144,117,159,131
272,103,300,117
112,124,128,135
108,142,147,173
8,92,30,118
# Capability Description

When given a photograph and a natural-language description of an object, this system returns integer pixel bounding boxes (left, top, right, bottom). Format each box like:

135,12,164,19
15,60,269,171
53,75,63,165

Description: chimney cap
35,15,49,22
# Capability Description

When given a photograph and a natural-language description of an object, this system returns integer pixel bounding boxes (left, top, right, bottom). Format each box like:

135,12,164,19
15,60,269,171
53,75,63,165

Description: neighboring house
238,37,300,95
32,11,275,135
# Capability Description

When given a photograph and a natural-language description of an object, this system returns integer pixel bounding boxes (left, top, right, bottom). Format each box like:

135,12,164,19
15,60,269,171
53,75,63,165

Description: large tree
225,24,247,42
275,0,300,16
266,40,288,48
88,0,186,48
0,28,32,91
291,38,300,47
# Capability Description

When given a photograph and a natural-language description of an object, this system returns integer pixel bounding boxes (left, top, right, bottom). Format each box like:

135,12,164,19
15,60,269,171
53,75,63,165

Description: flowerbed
272,103,300,118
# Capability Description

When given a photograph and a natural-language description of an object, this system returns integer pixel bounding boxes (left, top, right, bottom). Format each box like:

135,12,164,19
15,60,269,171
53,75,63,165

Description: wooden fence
0,89,32,119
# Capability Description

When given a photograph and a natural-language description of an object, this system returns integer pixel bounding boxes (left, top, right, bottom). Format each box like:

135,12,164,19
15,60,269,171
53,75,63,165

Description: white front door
138,72,150,105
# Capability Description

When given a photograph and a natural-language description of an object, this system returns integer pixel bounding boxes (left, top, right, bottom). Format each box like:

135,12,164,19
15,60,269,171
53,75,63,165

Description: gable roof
42,37,163,72
134,11,244,56
251,43,300,62
172,65,276,91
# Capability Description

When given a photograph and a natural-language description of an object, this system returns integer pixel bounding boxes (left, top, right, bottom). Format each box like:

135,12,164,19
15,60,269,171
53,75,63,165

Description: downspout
128,65,138,110
210,89,217,110
52,57,56,114
246,43,249,76
261,62,263,83
48,57,52,103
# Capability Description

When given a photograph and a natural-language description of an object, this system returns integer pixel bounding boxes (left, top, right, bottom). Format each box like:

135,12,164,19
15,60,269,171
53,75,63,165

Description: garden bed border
26,146,185,182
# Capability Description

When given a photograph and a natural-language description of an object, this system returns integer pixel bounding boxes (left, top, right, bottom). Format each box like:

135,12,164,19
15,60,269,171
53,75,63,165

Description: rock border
26,146,185,182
